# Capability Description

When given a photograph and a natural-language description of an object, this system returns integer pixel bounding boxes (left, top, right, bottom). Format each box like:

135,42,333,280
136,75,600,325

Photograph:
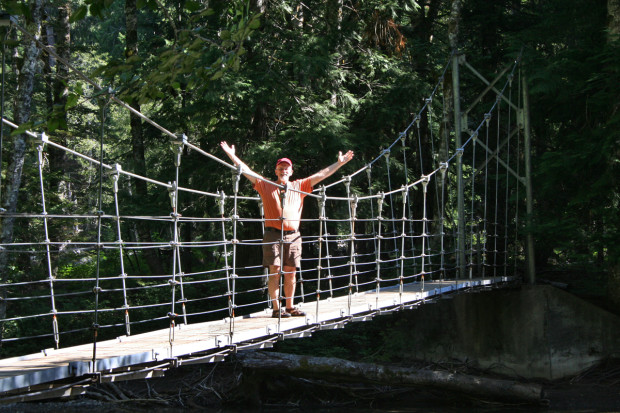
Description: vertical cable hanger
110,163,131,336
35,132,59,349
314,186,327,318
91,96,111,371
227,164,243,336
482,114,491,278
503,74,514,277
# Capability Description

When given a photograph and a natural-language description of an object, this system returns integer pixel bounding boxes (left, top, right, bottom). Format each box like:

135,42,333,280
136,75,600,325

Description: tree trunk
125,0,163,275
609,0,620,38
235,351,544,404
449,0,461,50
606,0,620,306
49,2,70,193
0,0,44,342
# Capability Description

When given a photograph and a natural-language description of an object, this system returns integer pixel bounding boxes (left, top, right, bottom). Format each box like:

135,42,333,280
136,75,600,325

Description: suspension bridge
0,18,533,403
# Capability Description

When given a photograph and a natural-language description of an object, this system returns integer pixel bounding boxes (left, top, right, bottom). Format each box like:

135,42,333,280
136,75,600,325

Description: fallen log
234,351,544,404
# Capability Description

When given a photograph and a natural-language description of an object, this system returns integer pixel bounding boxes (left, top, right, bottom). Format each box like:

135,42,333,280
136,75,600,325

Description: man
220,141,354,318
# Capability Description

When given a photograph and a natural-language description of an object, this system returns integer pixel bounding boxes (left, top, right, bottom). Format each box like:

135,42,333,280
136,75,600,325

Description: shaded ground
2,357,620,412
542,358,620,412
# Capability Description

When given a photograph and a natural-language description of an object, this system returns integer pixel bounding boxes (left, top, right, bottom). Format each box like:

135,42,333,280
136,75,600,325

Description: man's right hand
220,141,235,158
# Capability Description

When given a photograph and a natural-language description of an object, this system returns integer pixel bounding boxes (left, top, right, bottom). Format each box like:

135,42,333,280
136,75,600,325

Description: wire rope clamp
106,163,122,176
484,112,492,126
217,190,227,215
456,147,465,158
421,175,430,192
167,181,178,208
168,279,180,286
349,194,358,218
343,175,352,194
399,131,407,145
92,286,103,294
173,144,183,167
36,131,49,143
318,186,327,207
400,185,408,202
172,132,188,146
377,192,385,213
439,162,448,178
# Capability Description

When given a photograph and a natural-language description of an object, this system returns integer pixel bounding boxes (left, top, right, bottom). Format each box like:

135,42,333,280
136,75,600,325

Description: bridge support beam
522,75,536,284
452,52,467,279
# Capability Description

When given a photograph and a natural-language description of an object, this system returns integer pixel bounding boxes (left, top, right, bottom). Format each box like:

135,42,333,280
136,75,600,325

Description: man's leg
282,265,296,310
268,264,281,310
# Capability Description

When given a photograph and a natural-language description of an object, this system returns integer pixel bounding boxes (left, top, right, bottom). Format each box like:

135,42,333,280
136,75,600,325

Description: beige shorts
262,230,302,268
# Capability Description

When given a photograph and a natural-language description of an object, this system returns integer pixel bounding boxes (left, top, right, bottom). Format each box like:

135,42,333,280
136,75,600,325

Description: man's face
275,163,293,182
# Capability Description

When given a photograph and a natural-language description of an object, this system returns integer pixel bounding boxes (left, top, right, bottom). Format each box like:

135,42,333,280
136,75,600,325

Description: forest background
0,0,619,358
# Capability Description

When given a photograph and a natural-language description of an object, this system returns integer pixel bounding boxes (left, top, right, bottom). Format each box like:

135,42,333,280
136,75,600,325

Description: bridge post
522,75,536,284
452,51,467,279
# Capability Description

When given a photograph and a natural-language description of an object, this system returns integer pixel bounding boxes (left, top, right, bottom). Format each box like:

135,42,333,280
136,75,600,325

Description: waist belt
265,227,298,235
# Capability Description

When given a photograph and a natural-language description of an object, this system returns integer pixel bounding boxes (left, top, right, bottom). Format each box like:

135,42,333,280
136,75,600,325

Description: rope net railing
0,48,525,358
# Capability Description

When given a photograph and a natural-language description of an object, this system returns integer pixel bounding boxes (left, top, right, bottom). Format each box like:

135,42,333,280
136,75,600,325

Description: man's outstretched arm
309,150,354,187
220,141,260,184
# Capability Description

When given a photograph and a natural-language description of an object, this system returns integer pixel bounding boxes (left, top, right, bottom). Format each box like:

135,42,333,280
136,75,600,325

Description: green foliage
2,0,620,355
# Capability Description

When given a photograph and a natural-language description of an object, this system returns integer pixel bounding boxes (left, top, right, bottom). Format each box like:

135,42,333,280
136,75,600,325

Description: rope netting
0,33,525,358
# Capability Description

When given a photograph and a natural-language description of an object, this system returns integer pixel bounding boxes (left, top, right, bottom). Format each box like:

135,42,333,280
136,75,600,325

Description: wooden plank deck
0,276,515,399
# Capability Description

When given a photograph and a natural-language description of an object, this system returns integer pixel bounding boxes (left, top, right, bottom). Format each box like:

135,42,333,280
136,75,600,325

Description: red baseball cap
276,157,293,167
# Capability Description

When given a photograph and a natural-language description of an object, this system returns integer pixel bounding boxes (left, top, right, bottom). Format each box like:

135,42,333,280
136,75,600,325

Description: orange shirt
254,177,313,231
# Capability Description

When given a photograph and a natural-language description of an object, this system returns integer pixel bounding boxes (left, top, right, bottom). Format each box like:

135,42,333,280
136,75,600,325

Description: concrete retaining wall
394,284,620,380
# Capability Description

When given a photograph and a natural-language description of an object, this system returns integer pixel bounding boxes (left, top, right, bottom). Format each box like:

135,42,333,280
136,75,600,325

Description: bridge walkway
0,276,515,403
